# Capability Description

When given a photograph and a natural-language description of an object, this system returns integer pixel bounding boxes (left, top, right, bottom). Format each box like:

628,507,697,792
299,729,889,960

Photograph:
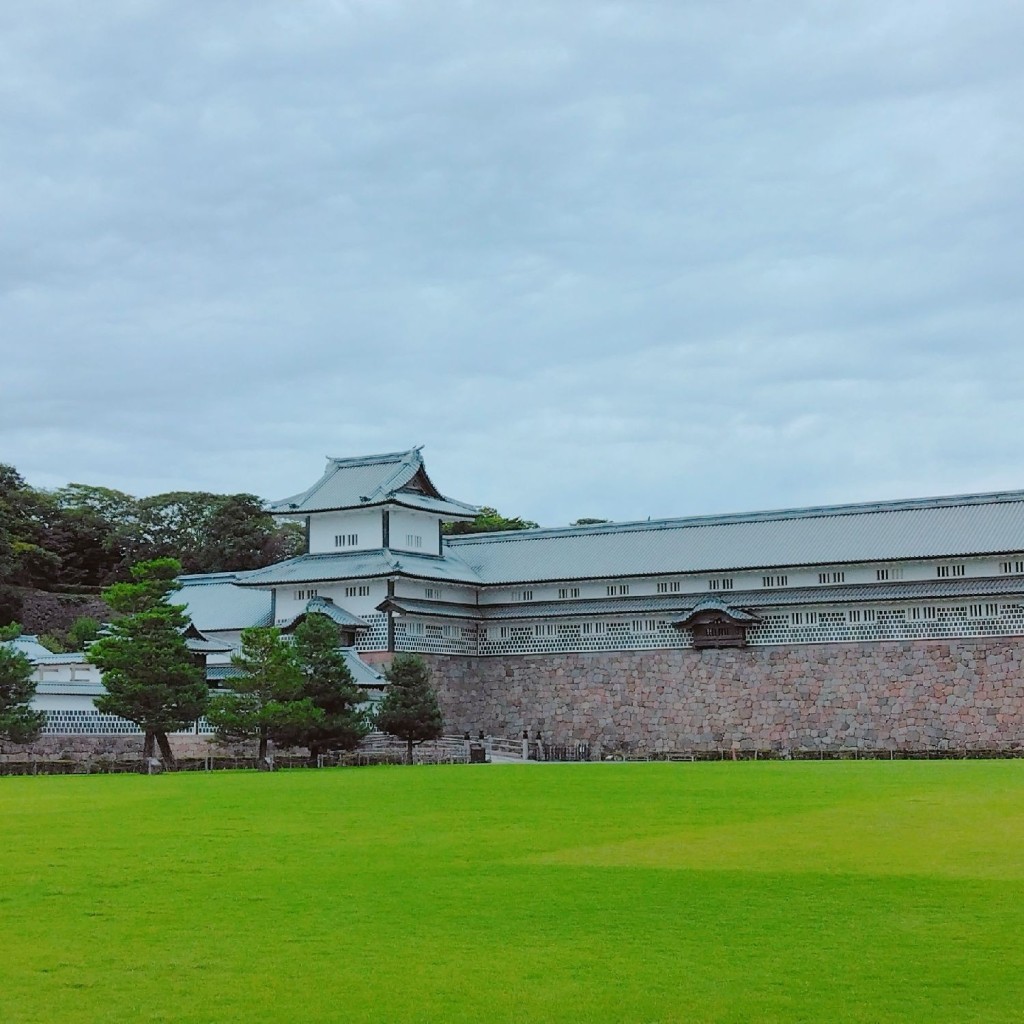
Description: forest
0,463,304,640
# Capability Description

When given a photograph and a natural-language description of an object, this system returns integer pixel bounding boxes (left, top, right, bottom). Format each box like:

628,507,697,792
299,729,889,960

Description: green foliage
67,616,103,651
207,627,321,763
444,506,539,535
570,518,610,526
0,622,22,641
0,645,45,742
36,633,67,654
285,614,370,757
100,557,183,614
198,494,298,571
376,653,443,762
87,559,207,763
1,467,306,601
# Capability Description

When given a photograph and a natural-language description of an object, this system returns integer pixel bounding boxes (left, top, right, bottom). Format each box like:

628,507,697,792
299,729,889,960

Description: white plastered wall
308,508,383,554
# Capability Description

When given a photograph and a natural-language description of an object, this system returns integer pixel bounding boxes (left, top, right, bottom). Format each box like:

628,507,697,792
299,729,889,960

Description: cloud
2,0,1022,525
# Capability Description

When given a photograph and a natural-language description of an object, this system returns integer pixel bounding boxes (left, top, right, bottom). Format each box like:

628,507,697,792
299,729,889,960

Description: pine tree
376,654,443,764
87,558,208,767
207,627,321,767
287,613,370,763
0,646,45,743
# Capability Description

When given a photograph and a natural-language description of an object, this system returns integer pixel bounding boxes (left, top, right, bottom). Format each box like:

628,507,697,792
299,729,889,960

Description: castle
12,448,1024,753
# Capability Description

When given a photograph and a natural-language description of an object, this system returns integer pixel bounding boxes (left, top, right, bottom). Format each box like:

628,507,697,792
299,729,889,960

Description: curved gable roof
268,448,477,518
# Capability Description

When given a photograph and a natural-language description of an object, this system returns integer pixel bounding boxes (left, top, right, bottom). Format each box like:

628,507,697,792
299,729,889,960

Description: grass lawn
2,761,1023,1023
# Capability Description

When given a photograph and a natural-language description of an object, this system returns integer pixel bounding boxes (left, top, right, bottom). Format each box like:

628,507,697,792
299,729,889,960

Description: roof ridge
365,448,422,502
324,448,420,467
446,488,1024,545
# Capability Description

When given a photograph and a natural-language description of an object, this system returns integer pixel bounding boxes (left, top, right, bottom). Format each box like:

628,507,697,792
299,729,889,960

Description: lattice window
658,581,681,593
607,584,630,596
968,603,1000,619
335,534,358,547
708,578,733,591
762,575,788,588
557,587,580,599
818,571,845,584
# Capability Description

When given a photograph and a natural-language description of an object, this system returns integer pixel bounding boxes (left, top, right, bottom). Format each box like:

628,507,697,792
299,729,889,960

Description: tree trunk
406,737,414,765
308,744,321,768
258,729,269,769
143,730,156,760
155,731,176,769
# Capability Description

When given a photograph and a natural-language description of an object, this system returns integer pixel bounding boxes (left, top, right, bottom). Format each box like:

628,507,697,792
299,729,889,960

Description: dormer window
817,571,845,584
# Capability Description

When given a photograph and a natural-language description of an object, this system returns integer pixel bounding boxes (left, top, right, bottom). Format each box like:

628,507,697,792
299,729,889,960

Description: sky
2,1,1023,527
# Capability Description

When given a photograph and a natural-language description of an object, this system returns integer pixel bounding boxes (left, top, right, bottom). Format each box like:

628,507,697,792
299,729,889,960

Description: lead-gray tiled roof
278,596,370,630
176,572,274,631
447,490,1024,583
2,636,88,664
377,597,480,620
340,648,385,685
237,549,482,587
681,597,761,623
268,448,478,518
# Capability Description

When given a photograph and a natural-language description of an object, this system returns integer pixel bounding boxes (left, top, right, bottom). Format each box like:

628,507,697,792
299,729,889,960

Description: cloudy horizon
3,1,1022,527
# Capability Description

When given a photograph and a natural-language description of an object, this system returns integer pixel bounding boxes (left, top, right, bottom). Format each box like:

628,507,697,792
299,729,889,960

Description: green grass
3,762,1024,1023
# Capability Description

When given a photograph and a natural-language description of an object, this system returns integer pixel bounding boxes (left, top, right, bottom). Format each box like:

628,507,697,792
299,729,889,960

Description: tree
207,627,321,767
67,616,103,651
0,645,45,743
285,614,370,762
444,507,539,535
198,494,303,571
570,518,610,526
375,654,443,764
87,559,208,767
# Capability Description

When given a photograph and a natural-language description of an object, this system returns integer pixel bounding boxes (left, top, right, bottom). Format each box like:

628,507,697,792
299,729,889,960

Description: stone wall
0,733,226,763
8,587,112,637
415,638,1024,755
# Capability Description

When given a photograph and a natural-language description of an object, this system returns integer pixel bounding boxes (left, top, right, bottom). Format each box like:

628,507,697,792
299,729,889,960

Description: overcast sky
2,1,1022,526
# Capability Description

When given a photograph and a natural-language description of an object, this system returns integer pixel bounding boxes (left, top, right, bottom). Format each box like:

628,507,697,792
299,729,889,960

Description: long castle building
10,448,1024,753
179,448,1024,753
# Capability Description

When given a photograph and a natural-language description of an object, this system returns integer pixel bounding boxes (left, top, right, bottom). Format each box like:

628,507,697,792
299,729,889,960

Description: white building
10,447,1024,745
198,448,1024,659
